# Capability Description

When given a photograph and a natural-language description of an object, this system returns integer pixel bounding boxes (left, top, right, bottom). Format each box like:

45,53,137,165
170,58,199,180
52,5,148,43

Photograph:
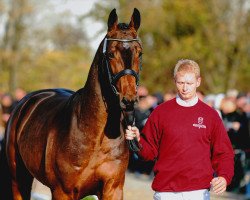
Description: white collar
176,94,199,107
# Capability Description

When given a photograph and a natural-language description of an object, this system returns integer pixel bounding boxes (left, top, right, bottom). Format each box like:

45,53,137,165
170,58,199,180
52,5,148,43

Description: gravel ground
31,172,246,200
124,172,246,200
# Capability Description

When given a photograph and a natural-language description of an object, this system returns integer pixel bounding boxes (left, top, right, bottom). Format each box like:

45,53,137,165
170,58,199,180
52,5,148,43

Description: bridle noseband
102,37,142,96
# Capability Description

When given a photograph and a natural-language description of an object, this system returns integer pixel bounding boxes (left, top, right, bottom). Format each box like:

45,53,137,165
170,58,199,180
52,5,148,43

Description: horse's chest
55,137,129,195
79,149,129,188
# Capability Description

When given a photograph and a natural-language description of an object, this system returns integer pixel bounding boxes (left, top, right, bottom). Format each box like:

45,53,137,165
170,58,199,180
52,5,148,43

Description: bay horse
0,8,142,200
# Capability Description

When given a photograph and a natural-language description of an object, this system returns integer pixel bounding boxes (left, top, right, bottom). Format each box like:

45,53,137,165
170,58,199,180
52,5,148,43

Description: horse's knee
102,187,123,200
112,188,123,200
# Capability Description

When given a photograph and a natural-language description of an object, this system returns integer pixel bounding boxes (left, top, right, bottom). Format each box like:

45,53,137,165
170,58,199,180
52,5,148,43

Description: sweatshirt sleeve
210,115,235,185
137,110,161,161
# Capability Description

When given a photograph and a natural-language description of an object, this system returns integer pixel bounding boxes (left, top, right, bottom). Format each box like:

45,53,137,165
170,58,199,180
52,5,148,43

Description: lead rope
121,109,141,152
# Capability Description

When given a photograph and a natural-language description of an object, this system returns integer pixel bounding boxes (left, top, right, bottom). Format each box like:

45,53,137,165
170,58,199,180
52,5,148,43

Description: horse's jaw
121,110,135,126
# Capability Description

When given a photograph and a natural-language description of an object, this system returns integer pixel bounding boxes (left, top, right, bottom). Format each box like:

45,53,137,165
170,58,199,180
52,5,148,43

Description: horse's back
7,88,74,135
5,88,75,181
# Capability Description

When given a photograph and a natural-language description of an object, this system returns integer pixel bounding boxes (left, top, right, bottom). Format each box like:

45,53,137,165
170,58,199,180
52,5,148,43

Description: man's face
175,72,201,101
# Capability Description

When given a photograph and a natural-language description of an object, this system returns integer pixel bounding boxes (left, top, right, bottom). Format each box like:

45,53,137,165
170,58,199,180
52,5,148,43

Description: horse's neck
76,65,106,119
73,52,120,128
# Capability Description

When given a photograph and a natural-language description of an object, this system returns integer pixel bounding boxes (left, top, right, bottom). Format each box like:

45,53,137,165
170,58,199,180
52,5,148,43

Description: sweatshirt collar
176,94,198,107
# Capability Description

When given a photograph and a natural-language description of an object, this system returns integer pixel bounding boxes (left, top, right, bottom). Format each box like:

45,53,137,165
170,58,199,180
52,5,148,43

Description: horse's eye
107,52,114,59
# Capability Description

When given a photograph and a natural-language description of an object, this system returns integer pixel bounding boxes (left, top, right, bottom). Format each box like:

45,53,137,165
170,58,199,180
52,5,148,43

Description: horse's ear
129,8,141,31
108,8,118,31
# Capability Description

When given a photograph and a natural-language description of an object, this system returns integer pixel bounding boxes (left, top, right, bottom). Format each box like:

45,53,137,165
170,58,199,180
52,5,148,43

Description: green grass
81,195,97,200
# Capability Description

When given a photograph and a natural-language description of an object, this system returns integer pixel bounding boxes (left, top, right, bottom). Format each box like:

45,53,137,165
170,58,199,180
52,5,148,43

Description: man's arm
210,117,234,194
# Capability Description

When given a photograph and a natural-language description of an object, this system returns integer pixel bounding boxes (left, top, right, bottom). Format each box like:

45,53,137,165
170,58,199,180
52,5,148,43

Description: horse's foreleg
102,178,125,200
103,188,123,200
52,187,74,200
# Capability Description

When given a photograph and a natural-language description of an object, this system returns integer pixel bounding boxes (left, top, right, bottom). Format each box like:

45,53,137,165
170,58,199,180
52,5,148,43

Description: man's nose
183,83,188,91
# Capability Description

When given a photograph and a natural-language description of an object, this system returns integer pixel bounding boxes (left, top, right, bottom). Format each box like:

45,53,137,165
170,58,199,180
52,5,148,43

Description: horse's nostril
122,98,128,106
122,98,135,111
122,98,133,106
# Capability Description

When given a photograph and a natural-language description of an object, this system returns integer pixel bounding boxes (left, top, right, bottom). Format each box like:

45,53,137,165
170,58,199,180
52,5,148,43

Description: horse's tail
0,138,13,200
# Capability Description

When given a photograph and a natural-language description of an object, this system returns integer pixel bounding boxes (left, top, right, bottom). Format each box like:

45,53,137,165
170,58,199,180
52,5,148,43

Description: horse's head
102,8,142,124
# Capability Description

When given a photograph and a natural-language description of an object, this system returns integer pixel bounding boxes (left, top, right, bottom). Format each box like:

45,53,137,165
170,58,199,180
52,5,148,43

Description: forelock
117,23,129,30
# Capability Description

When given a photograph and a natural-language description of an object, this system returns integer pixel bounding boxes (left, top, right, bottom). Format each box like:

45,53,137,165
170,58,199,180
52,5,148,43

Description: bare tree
1,0,32,93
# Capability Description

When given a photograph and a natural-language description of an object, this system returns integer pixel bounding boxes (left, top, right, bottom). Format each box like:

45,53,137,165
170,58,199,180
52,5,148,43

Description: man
126,59,234,200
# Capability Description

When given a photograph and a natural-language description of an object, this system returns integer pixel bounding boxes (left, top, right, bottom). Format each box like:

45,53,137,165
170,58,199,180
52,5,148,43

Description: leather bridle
102,37,142,96
102,37,142,152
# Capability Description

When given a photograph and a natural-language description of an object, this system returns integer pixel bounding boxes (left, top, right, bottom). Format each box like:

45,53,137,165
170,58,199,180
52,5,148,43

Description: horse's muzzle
120,97,137,111
120,97,137,126
120,97,141,152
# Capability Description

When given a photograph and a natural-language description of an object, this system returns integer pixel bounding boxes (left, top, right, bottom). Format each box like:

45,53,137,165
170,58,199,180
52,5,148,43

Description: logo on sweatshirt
193,117,206,129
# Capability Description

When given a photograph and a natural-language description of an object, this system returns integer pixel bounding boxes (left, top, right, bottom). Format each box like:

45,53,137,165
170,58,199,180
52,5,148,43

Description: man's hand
125,126,140,141
210,177,227,194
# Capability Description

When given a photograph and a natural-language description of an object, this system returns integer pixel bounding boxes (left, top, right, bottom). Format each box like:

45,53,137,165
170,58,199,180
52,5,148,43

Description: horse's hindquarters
6,90,73,186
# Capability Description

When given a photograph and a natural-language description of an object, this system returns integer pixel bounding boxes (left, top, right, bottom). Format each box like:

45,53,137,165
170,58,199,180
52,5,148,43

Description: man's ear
173,77,176,84
196,77,201,87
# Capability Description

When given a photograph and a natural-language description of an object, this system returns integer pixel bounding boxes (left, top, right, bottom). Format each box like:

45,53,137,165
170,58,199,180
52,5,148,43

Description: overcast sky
52,0,105,50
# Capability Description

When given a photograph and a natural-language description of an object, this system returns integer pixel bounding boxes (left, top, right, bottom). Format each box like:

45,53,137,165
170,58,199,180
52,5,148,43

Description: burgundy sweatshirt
138,98,234,192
